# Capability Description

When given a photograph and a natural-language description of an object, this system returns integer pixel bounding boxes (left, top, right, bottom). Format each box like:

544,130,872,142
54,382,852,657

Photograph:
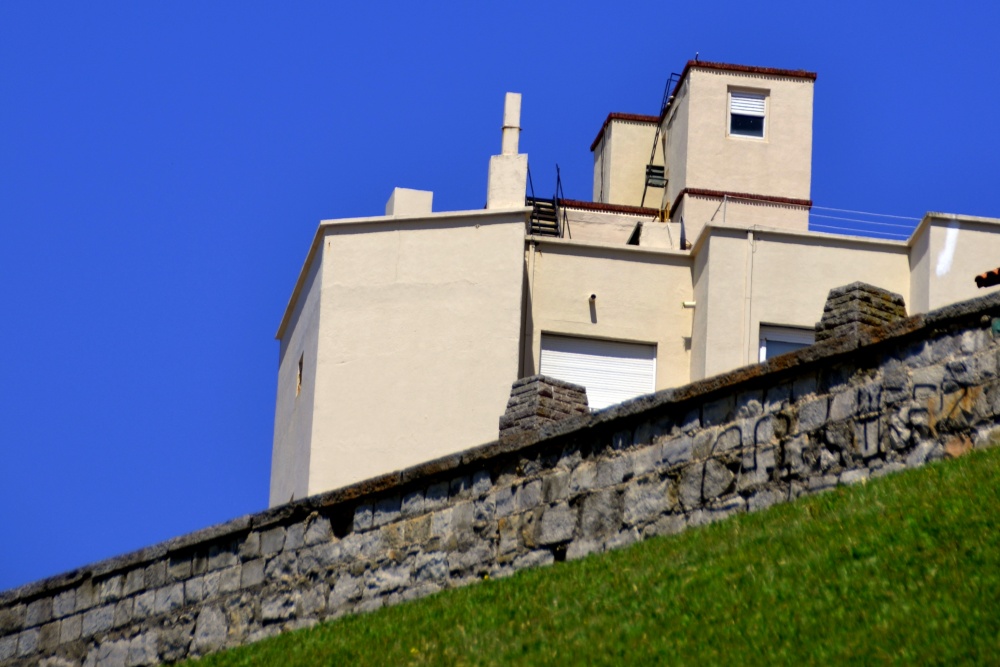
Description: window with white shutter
730,90,767,138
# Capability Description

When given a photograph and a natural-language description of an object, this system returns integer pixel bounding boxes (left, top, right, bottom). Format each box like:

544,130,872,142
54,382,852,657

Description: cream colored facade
270,61,1000,505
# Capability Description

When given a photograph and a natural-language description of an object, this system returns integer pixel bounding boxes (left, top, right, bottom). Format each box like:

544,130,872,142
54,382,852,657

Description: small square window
730,91,766,138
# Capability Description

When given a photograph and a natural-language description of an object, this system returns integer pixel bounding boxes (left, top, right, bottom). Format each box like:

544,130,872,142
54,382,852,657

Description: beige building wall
524,239,693,391
592,118,662,207
689,225,910,380
909,213,1000,313
271,209,528,503
270,249,324,506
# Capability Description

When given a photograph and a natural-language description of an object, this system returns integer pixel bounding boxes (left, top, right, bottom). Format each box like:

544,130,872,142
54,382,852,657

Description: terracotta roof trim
660,60,818,123
590,112,662,152
669,187,812,219
558,198,661,217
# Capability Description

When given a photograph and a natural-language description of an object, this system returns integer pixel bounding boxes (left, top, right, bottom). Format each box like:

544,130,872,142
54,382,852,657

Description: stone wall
5,291,1000,666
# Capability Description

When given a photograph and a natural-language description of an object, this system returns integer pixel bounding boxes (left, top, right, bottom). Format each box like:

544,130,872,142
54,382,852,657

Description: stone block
597,456,630,486
192,606,228,655
168,556,192,582
703,395,734,426
493,485,515,517
153,584,184,615
219,565,241,593
25,598,52,628
425,482,450,511
0,635,16,661
16,628,38,657
472,470,492,497
260,527,286,555
92,638,128,667
285,522,307,551
184,577,204,605
579,489,621,538
239,531,261,559
329,574,362,610
623,480,670,526
145,562,167,589
353,503,373,532
133,591,155,619
764,383,792,412
303,516,333,546
715,425,741,453
401,489,425,518
840,468,870,485
261,593,297,622
543,471,571,502
536,503,576,545
82,604,114,637
678,463,703,509
569,462,597,494
126,631,159,667
515,480,542,512
797,398,828,432
241,559,265,588
373,495,401,527
702,459,734,500
662,434,693,466
793,374,818,401
829,390,857,421
113,598,134,628
59,614,82,643
39,621,62,653
123,569,145,596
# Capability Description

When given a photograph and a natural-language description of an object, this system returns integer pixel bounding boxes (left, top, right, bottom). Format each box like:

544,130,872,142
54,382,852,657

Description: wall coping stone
3,288,1000,609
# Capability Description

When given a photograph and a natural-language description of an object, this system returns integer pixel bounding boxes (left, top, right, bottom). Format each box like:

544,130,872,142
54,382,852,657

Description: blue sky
2,1,999,591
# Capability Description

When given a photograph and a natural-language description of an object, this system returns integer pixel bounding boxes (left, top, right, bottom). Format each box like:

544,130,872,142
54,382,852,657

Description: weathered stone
797,398,828,432
623,480,670,526
260,527,286,555
515,480,543,512
261,593,297,622
238,531,261,559
81,604,114,637
703,395,734,426
702,459,734,500
15,628,38,657
569,462,597,494
373,495,401,527
157,620,195,663
840,468,869,485
123,569,145,596
126,631,159,666
59,614,82,643
144,562,166,589
662,434,693,466
304,516,332,546
678,463,703,509
425,481,450,510
153,584,184,615
579,489,621,537
536,503,576,545
829,390,857,421
596,456,630,486
192,606,228,655
285,522,307,551
329,574,362,610
92,639,128,667
401,489,425,517
53,590,76,620
0,635,16,661
24,598,52,628
113,598,133,629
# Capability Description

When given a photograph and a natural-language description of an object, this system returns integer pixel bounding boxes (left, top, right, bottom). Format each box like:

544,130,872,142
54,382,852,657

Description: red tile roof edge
659,60,818,123
589,112,662,152
976,267,1000,288
669,187,812,220
558,198,661,217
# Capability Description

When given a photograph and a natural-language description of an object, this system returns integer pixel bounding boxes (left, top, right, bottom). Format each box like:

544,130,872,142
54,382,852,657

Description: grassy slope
186,448,1000,666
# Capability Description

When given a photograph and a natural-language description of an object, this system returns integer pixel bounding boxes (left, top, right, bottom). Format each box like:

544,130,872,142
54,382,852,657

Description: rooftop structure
270,61,1000,506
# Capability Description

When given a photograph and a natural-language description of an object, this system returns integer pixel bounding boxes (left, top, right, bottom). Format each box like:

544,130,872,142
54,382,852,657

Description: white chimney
486,92,528,209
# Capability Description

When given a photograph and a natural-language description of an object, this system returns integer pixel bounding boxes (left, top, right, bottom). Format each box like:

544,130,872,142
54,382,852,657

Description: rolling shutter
539,335,656,410
730,92,766,117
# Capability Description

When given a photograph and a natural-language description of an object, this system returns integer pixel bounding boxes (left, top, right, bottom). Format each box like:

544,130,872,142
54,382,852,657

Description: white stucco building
269,60,1000,506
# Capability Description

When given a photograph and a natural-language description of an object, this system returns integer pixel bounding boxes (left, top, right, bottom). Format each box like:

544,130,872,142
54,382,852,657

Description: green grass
186,449,1000,666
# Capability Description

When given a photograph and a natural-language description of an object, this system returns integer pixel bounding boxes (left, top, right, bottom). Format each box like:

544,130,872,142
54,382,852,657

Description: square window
730,91,766,138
